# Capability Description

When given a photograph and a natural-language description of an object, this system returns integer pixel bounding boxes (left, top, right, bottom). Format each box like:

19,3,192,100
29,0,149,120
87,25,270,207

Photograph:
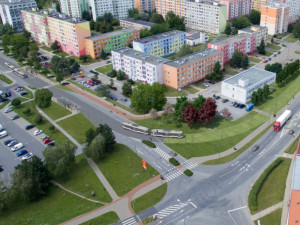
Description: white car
33,129,43,136
11,143,23,152
0,131,8,139
22,152,33,161
203,83,209,88
4,108,13,113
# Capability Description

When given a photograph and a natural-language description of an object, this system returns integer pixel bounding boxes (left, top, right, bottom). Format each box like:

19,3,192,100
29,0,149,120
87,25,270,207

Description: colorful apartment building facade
120,18,155,30
184,1,227,34
252,0,270,11
134,0,155,12
163,49,223,90
220,0,251,20
85,28,140,59
21,9,51,46
155,0,185,18
133,30,186,57
260,2,289,35
208,33,256,64
112,47,170,84
281,0,300,24
238,25,268,47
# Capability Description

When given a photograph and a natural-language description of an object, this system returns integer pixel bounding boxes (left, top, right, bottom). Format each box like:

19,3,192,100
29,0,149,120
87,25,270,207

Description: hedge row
248,158,283,212
142,140,156,148
184,169,193,177
169,158,180,166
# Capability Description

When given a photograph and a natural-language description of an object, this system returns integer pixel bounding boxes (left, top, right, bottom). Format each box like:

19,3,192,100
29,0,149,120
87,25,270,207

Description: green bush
34,115,43,124
11,98,21,107
48,125,55,131
248,158,283,212
169,157,180,166
142,140,156,148
184,169,193,177
23,108,31,114
143,217,155,224
282,44,287,47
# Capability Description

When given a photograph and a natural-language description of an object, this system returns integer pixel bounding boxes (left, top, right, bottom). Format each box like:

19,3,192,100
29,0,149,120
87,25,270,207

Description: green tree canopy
84,134,106,161
150,13,165,24
258,39,265,54
230,50,244,68
248,10,261,25
192,95,206,110
122,81,132,97
232,16,251,29
177,45,193,57
34,89,53,108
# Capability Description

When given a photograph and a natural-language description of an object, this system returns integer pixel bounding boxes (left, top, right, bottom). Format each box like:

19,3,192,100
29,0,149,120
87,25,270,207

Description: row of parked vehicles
263,51,281,63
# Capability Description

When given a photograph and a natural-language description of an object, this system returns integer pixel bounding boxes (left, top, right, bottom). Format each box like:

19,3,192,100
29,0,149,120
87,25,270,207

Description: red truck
273,110,292,131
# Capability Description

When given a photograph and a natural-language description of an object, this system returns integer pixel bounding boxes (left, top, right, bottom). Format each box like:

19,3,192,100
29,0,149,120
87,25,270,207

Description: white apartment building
90,0,134,21
112,47,170,84
238,25,268,47
0,0,36,31
59,0,89,18
220,0,252,21
283,0,300,24
184,1,227,34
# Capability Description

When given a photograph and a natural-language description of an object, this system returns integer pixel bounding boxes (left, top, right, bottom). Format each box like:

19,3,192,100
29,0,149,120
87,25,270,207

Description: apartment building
220,0,251,20
120,18,155,30
252,0,270,11
59,0,90,18
186,32,208,46
155,0,185,18
112,47,170,84
260,2,289,35
280,0,300,24
208,33,256,63
133,30,186,57
85,28,140,59
21,8,51,46
134,0,155,12
185,1,227,34
90,0,134,21
0,0,36,31
238,25,268,47
47,13,91,56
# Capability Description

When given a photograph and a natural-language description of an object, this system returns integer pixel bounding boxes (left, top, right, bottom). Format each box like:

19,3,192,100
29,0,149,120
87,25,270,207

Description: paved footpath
251,202,283,221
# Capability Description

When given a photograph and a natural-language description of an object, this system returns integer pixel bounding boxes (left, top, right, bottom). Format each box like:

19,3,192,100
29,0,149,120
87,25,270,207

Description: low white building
111,47,170,85
221,68,276,104
186,32,209,46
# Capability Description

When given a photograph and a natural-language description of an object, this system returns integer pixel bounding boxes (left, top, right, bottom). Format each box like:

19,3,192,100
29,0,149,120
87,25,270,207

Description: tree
79,55,89,62
232,16,251,29
288,24,295,33
192,95,206,110
95,124,116,152
50,56,80,76
43,142,76,180
241,55,249,69
100,50,107,59
56,73,63,83
258,39,265,54
0,24,14,37
248,9,261,25
150,12,164,24
34,115,43,124
128,8,139,18
111,19,119,26
89,19,95,30
150,108,158,119
51,40,60,51
140,28,152,38
127,42,133,48
150,23,170,35
122,81,132,97
230,50,244,68
265,62,282,74
183,105,198,126
257,88,264,102
177,45,193,57
85,128,96,145
174,95,189,118
210,61,223,81
251,91,259,104
116,70,125,80
56,1,61,12
139,12,150,21
11,98,21,106
84,134,106,161
262,84,270,99
95,84,110,97
107,69,117,78
293,21,300,38
34,89,53,108
231,29,238,35
224,24,232,35
198,98,217,125
165,11,185,31
82,10,92,21
23,30,31,39
11,156,50,202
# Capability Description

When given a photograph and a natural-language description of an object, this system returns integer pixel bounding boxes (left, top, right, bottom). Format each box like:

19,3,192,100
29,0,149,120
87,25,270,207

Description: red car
263,59,268,63
79,75,84,78
71,77,76,80
43,138,53,144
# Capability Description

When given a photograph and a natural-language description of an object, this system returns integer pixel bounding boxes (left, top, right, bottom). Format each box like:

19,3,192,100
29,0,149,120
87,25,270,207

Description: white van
0,124,3,132
11,143,23,151
0,131,7,138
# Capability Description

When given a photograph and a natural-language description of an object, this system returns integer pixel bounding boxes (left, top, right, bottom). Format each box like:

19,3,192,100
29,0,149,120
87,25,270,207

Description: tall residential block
185,1,227,34
59,0,90,18
280,0,300,24
47,13,91,56
133,30,186,57
208,33,256,64
220,0,251,20
134,0,155,12
90,0,134,21
260,2,289,35
163,49,223,90
238,25,268,47
252,0,270,11
120,18,155,30
0,0,36,31
85,28,140,59
112,47,170,84
155,0,185,18
21,9,51,46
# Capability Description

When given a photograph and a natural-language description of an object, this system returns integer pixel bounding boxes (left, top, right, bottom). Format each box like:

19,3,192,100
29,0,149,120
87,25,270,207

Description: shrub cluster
169,158,180,166
142,140,156,148
184,169,193,177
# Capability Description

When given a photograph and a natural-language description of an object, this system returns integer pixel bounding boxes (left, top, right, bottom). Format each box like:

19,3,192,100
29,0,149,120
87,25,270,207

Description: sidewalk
251,202,283,221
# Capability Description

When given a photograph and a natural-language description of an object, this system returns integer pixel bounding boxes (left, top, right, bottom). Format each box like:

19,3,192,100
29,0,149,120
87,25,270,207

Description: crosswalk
129,137,141,142
41,85,52,89
182,160,198,170
122,217,137,225
152,147,171,161
163,168,183,182
154,202,189,219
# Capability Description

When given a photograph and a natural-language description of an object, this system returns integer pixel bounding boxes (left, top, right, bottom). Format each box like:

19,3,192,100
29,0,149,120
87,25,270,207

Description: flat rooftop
187,33,200,40
210,33,253,46
223,67,275,89
85,28,138,41
239,25,267,33
263,2,288,8
120,18,155,27
165,48,222,68
134,30,186,44
112,47,170,64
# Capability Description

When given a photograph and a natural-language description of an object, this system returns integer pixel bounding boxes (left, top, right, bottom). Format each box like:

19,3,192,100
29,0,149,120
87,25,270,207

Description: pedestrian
234,146,237,150
91,191,95,197
150,137,152,141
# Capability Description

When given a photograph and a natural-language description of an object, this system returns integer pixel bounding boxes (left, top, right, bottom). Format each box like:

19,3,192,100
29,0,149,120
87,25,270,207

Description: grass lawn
257,71,300,114
248,57,262,63
0,185,100,225
191,44,205,52
97,144,159,196
13,101,71,145
0,100,10,110
135,112,268,158
255,209,282,225
28,85,37,90
42,101,71,120
55,84,75,92
265,51,274,56
131,183,167,214
53,50,69,57
105,98,142,115
16,97,30,103
295,51,300,55
255,158,291,212
284,135,300,154
203,124,273,165
225,69,239,75
59,154,112,203
81,212,120,225
183,86,199,94
284,34,298,43
0,74,13,84
69,56,98,65
95,64,113,75
58,113,95,144
22,87,33,99
164,85,184,97
267,43,281,51
40,46,52,52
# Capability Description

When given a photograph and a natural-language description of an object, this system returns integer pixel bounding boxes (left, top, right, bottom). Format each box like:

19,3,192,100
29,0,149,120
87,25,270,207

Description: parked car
273,53,277,57
7,140,18,147
4,139,15,146
0,124,3,132
33,129,43,136
208,80,215,84
22,152,33,161
79,75,84,78
109,86,117,91
239,104,246,109
47,141,56,147
16,87,24,92
109,95,118,101
251,145,260,152
231,102,236,106
11,143,24,152
4,108,13,113
277,51,281,54
41,135,50,140
16,149,28,157
213,95,220,100
89,70,99,75
25,124,35,130
20,92,28,96
0,166,3,173
263,59,268,63
106,60,111,64
236,103,241,108
71,77,76,80
267,57,271,61
11,114,20,120
202,83,209,87
43,138,52,144
222,99,229,103
120,98,127,102
0,131,8,139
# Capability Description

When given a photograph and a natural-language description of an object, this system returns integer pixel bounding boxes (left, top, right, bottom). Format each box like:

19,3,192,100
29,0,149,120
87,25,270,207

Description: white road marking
182,160,198,170
122,217,137,225
227,206,248,225
154,202,189,219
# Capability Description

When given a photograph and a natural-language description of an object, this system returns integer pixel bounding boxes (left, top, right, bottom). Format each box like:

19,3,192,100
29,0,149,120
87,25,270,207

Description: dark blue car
16,149,28,157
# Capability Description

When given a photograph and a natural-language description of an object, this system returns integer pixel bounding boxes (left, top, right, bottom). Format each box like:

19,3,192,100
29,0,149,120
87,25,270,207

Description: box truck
273,110,291,131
